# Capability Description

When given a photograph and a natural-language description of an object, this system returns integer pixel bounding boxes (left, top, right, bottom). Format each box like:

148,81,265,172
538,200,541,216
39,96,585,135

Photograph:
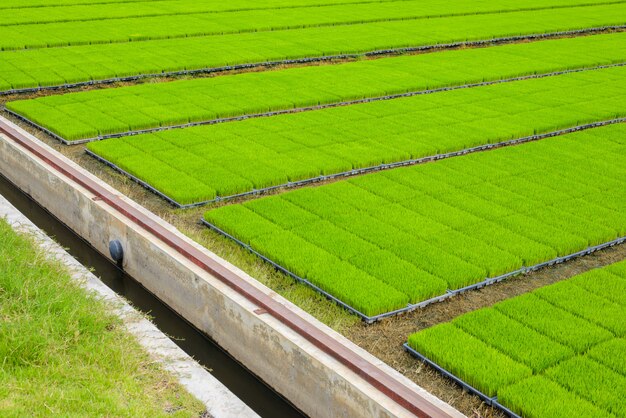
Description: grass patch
0,219,205,417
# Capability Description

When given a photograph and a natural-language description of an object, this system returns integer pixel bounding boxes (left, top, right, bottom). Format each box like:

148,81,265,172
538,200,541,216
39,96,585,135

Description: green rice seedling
2,0,619,15
348,250,448,303
293,150,353,177
53,120,100,142
249,229,327,279
0,0,362,22
606,260,626,278
21,68,65,88
407,179,512,221
85,111,130,136
497,214,588,257
576,193,626,237
129,135,179,154
545,357,626,417
249,230,409,316
532,206,618,248
200,125,626,311
569,270,626,307
204,206,280,245
87,141,217,204
404,261,626,415
323,181,401,209
290,220,379,262
407,324,532,397
224,159,290,191
390,239,487,290
139,106,189,126
5,0,591,51
284,189,408,253
460,222,558,267
530,164,622,197
494,293,613,353
2,3,626,93
325,141,401,170
452,308,574,372
279,187,351,220
323,208,408,250
73,65,626,197
399,194,483,230
189,166,254,199
460,182,540,215
579,170,626,195
349,175,418,204
366,204,451,240
71,62,117,82
491,175,572,206
245,197,320,230
587,339,626,377
428,229,523,279
534,281,626,336
498,376,610,418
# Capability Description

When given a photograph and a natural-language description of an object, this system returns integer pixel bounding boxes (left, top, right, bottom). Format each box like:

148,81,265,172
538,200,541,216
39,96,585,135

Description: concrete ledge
0,193,257,418
0,116,463,418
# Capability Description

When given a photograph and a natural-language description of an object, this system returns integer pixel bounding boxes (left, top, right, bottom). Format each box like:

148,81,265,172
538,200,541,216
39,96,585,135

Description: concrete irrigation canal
0,118,459,417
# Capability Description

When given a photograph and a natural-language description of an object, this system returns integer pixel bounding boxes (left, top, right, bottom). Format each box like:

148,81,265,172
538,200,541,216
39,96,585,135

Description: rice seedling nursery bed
7,32,626,143
203,125,626,318
0,0,621,51
406,259,626,418
85,64,626,205
1,2,626,92
0,0,443,26
2,0,620,28
3,1,626,416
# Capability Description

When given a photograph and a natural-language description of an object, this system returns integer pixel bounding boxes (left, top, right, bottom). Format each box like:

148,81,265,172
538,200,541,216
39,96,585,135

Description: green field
1,0,619,51
1,0,616,26
1,3,625,91
0,0,410,12
407,259,626,418
8,32,626,142
203,124,626,316
4,1,626,414
0,0,158,8
0,218,204,417
0,0,423,24
86,64,626,205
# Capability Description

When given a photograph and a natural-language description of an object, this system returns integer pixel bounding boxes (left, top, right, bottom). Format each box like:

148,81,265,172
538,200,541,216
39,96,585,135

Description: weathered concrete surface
0,119,464,418
0,193,257,418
